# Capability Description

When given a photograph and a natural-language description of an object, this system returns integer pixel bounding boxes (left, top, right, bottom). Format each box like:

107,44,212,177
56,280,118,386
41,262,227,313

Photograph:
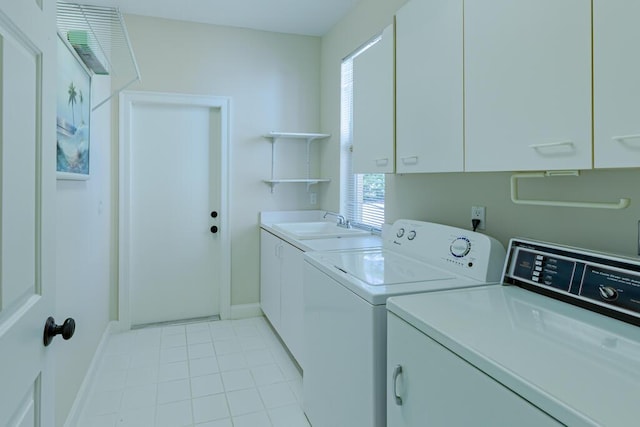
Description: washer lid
322,249,454,285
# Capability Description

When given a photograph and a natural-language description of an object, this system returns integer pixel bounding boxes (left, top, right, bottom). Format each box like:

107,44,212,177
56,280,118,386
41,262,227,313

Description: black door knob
210,225,218,233
43,316,75,347
210,211,218,218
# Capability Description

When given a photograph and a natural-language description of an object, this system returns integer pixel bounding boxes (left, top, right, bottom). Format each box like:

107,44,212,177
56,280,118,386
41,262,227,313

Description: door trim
118,91,231,329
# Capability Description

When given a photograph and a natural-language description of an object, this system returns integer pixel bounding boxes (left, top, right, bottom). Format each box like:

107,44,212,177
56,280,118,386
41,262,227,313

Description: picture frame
56,33,91,180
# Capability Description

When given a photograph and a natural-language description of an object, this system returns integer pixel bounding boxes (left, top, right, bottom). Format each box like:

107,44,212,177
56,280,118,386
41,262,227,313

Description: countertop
259,210,382,252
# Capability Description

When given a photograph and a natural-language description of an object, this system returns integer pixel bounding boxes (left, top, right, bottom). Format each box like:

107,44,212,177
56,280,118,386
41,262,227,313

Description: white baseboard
230,303,263,319
63,320,117,427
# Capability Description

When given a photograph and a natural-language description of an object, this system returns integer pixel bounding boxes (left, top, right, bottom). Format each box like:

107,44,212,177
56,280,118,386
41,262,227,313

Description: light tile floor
79,317,310,427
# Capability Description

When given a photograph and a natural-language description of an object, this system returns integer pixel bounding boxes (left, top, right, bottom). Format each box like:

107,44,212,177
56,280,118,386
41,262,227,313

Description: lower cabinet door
387,313,562,427
260,230,281,329
279,242,305,367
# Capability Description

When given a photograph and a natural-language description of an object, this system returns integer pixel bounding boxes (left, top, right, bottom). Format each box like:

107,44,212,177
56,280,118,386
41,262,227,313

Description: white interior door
0,1,56,426
120,92,230,327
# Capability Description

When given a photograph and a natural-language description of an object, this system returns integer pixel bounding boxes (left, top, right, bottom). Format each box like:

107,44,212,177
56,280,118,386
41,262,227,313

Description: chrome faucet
323,211,351,228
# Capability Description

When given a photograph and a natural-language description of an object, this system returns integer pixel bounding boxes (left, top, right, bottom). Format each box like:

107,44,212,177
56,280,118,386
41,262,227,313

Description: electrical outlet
471,206,486,230
310,192,317,205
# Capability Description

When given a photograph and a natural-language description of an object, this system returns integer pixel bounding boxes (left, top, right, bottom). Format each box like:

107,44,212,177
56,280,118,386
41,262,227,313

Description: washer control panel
384,220,506,283
396,227,417,241
503,239,640,326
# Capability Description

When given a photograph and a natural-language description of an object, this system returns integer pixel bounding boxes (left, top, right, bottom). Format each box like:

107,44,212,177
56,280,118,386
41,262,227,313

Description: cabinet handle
528,140,574,149
613,134,640,142
401,156,418,165
375,158,389,166
392,364,403,406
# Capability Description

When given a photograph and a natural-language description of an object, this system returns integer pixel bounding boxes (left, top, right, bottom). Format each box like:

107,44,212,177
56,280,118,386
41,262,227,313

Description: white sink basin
272,221,371,240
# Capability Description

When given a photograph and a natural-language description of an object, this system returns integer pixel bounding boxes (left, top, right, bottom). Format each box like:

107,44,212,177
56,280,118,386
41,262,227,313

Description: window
341,37,385,231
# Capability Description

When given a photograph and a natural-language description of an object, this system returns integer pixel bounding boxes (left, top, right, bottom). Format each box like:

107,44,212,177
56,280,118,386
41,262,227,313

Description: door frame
118,91,231,329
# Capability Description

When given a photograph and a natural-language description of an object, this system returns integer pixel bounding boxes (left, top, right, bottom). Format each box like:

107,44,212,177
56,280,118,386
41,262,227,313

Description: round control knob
450,237,471,258
396,228,405,238
599,286,618,301
407,231,416,241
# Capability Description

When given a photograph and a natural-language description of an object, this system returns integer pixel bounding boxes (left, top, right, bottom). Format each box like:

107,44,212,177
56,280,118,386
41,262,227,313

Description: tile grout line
79,316,308,426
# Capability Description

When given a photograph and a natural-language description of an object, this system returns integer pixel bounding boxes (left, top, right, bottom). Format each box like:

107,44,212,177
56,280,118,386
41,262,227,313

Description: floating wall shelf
263,132,331,193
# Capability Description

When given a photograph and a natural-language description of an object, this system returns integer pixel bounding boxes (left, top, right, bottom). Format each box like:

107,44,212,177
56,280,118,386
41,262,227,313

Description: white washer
302,220,506,427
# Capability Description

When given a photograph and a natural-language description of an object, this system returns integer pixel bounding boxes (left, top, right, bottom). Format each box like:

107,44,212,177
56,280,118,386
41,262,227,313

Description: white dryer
386,238,640,426
302,219,506,427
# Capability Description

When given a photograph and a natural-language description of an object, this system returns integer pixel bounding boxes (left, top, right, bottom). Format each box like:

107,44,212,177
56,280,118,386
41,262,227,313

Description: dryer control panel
503,239,640,326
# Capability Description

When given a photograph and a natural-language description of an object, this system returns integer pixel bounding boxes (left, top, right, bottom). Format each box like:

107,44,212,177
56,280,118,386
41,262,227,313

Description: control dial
450,237,471,258
599,286,618,301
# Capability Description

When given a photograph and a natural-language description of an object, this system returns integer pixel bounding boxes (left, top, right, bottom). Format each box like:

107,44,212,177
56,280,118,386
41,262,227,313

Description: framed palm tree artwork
56,33,91,180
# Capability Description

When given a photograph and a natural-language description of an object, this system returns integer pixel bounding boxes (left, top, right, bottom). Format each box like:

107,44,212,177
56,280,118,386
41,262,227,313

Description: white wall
115,15,322,306
321,0,640,258
386,170,640,256
55,76,112,426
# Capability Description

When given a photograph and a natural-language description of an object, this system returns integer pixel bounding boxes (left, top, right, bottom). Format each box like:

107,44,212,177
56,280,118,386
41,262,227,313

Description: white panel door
464,0,592,172
594,0,640,168
395,0,463,173
0,0,56,426
353,24,395,174
125,95,225,325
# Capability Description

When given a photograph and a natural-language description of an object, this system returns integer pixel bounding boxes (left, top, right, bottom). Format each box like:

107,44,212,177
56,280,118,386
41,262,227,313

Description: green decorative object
67,30,108,75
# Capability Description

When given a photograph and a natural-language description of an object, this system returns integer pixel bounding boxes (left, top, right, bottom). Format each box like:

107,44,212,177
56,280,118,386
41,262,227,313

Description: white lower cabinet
387,313,562,427
259,229,305,367
260,230,282,330
278,242,304,366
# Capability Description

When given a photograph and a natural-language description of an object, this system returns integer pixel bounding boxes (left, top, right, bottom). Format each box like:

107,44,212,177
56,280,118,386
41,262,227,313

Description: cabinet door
353,24,395,173
594,0,640,168
387,314,562,427
260,230,281,329
395,0,463,173
279,242,305,367
464,0,592,172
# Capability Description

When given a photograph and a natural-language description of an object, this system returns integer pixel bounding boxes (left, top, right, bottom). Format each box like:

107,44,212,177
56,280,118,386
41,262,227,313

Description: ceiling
80,0,360,36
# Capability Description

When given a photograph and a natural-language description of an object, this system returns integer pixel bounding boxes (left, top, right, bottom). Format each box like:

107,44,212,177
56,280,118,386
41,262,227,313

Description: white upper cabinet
594,0,640,168
464,0,592,172
395,0,464,173
353,24,395,174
